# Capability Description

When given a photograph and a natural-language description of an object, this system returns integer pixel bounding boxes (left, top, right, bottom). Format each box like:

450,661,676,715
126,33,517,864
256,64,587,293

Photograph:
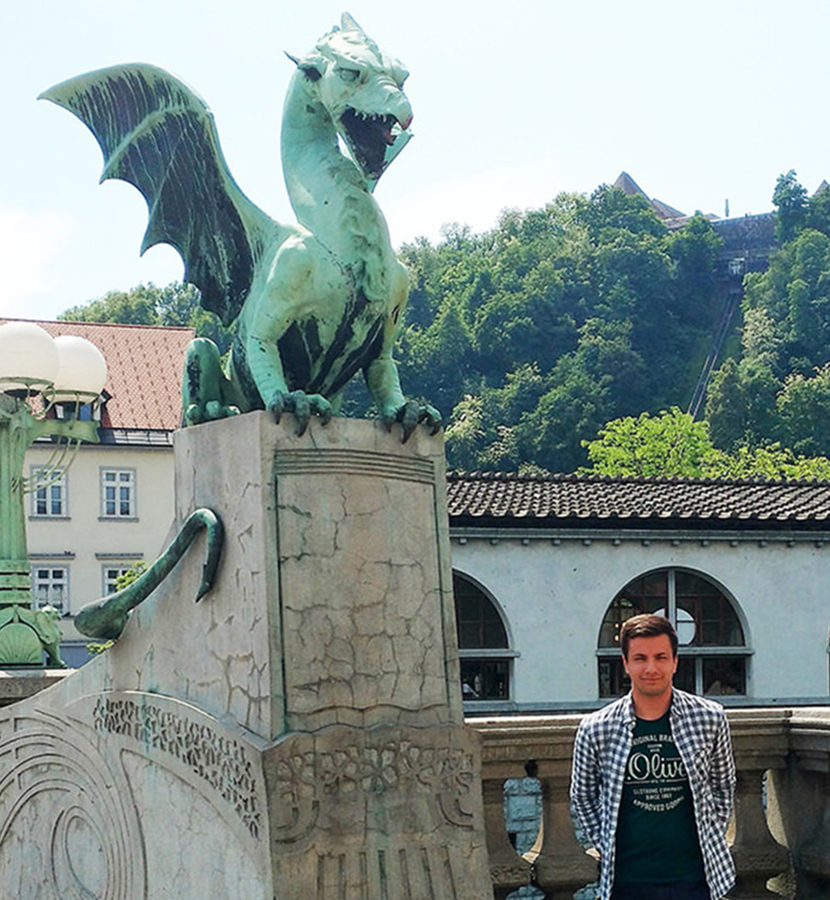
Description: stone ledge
0,668,72,706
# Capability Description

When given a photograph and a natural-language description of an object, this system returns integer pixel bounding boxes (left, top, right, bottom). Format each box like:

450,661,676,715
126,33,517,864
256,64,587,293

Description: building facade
448,471,830,714
4,319,193,666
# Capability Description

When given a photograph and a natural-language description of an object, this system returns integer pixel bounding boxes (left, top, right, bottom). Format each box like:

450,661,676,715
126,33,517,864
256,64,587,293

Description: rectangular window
100,469,136,519
103,565,134,595
31,566,69,614
460,658,510,701
31,469,67,517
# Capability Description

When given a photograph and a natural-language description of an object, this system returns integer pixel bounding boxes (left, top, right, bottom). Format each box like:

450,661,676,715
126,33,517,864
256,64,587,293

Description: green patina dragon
42,13,440,440
42,15,439,642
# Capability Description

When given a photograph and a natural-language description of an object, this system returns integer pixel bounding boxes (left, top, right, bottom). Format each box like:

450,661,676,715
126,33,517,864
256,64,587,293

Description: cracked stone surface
0,415,491,899
271,421,459,732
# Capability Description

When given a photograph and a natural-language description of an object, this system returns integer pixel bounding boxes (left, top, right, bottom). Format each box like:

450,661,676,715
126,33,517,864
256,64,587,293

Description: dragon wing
40,64,279,326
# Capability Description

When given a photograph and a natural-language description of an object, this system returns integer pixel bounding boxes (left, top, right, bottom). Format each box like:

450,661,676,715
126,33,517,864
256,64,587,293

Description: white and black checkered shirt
570,688,736,900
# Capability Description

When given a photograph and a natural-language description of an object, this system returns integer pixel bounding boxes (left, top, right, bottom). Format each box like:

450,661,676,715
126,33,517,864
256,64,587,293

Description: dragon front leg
74,508,224,641
366,356,442,443
245,330,333,436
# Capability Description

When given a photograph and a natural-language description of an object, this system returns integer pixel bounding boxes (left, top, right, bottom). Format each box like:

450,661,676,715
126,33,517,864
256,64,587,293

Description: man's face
623,634,677,700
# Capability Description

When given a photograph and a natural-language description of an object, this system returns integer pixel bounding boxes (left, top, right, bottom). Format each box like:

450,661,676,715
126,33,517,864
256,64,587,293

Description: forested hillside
386,187,722,472
705,172,830,459
59,176,830,477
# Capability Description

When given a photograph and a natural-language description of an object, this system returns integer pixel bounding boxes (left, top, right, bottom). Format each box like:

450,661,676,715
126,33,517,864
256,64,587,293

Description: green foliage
773,170,808,243
581,408,830,480
60,282,233,353
390,187,724,472
114,562,147,590
706,174,830,458
776,364,830,456
581,408,716,478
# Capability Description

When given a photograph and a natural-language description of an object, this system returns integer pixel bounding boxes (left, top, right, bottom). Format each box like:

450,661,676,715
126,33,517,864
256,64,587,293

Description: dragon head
289,12,413,185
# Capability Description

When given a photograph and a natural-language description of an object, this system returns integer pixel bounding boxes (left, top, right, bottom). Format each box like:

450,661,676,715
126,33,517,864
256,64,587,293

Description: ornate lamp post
0,322,107,666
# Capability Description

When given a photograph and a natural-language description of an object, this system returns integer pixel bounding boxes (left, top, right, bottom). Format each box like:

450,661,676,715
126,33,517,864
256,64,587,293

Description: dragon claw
267,390,333,435
385,401,443,443
184,401,240,426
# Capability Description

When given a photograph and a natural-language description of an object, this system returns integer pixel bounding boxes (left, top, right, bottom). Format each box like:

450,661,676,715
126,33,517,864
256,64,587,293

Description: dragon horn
284,51,325,81
341,12,365,33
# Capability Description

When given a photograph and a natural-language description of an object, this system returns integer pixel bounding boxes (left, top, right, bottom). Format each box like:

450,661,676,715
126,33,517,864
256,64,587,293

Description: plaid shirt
570,688,736,900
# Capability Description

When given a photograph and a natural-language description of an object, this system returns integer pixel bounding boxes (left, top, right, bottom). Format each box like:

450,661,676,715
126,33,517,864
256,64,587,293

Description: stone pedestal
0,414,492,899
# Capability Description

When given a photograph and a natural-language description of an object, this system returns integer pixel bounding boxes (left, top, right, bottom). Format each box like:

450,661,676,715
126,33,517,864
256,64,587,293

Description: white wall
25,441,175,655
451,532,830,708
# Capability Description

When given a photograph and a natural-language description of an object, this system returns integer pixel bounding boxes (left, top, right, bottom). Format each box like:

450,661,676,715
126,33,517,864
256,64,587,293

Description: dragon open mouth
340,109,404,181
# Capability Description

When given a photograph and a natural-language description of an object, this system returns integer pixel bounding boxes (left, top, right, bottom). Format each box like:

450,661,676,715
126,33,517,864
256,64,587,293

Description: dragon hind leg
182,337,242,426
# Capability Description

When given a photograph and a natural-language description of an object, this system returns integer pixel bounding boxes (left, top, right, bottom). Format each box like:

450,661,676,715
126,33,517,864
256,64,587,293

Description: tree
60,284,161,325
776,364,830,457
395,187,724,472
773,169,808,244
704,358,748,449
60,282,233,352
581,408,716,478
706,179,830,456
581,408,830,481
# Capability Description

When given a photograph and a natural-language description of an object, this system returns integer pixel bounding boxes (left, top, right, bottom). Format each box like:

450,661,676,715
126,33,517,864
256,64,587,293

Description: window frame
29,467,68,518
99,467,137,520
453,570,517,703
596,567,751,698
31,564,70,615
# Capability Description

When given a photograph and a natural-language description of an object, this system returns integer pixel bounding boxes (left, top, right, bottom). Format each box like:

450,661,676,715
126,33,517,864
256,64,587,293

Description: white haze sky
2,0,829,320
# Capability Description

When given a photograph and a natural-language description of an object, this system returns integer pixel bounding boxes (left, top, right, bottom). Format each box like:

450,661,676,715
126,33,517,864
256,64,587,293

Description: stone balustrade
472,707,830,900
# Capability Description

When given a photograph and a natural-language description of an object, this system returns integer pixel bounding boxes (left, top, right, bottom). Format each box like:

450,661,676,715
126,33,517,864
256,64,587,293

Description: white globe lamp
53,335,108,400
0,322,60,394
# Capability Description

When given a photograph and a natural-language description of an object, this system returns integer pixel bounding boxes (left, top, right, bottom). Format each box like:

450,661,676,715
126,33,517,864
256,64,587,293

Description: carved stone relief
92,695,261,839
0,707,146,900
262,723,492,899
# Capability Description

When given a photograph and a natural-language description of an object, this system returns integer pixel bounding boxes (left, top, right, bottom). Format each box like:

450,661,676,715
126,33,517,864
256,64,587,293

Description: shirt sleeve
570,720,602,849
709,711,736,832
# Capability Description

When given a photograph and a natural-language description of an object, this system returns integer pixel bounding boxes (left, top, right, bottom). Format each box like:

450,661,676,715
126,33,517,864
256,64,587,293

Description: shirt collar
621,687,682,726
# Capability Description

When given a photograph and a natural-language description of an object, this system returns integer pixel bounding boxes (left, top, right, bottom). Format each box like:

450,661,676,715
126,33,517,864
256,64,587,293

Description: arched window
453,571,513,702
597,568,749,698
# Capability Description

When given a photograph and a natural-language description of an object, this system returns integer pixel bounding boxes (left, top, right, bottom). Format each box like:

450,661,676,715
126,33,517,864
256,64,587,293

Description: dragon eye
338,68,360,83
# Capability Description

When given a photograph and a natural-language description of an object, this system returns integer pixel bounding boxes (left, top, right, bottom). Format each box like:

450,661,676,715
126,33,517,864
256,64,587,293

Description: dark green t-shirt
614,711,706,885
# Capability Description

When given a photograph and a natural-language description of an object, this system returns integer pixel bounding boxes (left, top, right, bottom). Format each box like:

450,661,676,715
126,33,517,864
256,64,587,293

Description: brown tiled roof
447,471,830,530
0,319,193,432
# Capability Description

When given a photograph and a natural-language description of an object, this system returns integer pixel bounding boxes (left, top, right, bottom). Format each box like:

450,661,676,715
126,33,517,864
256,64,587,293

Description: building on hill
610,171,784,416
2,318,194,666
447,470,830,713
612,171,689,227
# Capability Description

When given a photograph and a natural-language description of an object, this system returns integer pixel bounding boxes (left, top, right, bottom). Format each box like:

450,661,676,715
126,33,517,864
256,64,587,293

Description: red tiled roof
447,471,830,528
0,319,193,431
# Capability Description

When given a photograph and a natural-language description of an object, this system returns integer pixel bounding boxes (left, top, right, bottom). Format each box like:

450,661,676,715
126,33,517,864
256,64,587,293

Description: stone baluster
534,769,598,900
790,769,830,899
481,775,534,899
727,710,791,899
729,767,790,898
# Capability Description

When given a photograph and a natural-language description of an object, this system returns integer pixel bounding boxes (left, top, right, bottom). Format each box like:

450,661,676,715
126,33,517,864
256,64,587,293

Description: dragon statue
41,12,440,441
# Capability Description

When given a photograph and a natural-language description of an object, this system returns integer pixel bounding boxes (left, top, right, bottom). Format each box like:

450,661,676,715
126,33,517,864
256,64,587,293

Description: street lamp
0,322,107,666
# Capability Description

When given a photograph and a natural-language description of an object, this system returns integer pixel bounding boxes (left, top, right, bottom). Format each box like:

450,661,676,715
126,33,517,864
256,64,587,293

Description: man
570,614,736,900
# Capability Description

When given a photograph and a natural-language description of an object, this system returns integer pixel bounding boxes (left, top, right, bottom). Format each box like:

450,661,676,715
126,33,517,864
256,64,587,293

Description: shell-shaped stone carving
0,622,43,665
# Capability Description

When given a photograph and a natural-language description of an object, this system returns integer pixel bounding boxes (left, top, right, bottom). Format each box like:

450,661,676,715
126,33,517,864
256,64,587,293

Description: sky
2,0,829,321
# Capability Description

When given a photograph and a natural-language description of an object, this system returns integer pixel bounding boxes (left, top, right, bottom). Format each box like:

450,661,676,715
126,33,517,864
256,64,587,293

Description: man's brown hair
619,614,678,659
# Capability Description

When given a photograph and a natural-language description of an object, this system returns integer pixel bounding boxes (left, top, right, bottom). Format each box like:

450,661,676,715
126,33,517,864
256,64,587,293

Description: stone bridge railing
472,708,830,900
